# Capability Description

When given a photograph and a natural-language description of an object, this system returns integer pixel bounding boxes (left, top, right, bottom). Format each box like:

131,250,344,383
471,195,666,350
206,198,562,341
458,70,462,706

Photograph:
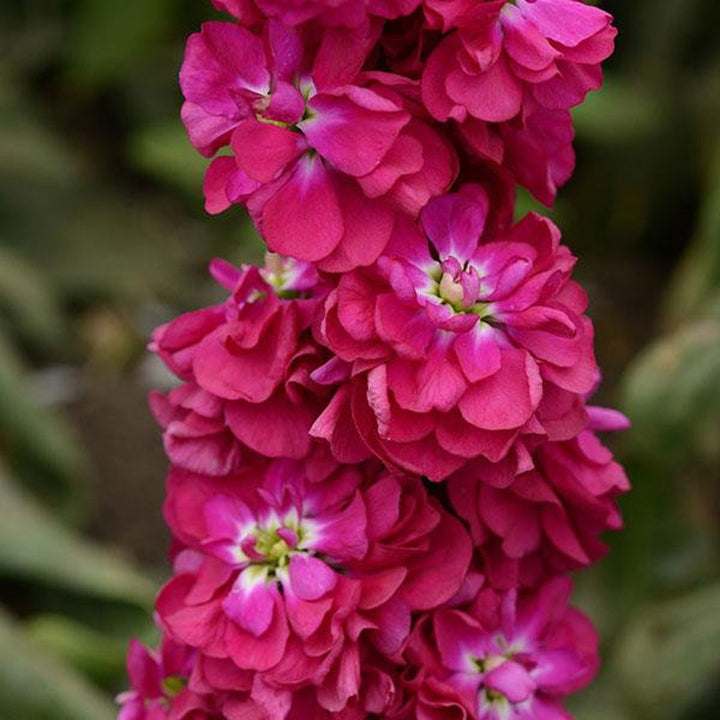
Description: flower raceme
313,185,597,480
121,1,626,718
203,0,616,209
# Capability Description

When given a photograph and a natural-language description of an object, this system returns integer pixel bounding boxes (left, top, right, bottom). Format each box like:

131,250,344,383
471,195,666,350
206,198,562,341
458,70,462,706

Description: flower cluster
120,2,627,718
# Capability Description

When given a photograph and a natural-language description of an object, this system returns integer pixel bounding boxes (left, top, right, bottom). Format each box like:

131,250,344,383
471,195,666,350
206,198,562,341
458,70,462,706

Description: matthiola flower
449,406,630,589
213,0,422,28
459,102,575,207
157,459,471,714
150,256,329,474
421,0,616,203
121,0,628,714
181,20,457,271
314,184,596,480
117,635,196,720
398,577,599,719
186,645,404,718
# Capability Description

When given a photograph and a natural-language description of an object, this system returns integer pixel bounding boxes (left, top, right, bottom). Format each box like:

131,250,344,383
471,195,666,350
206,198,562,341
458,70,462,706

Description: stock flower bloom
459,103,575,207
448,406,630,589
423,0,616,117
118,0,628,714
398,577,599,719
181,20,457,271
213,0,422,28
150,256,328,474
157,459,471,714
314,185,596,480
117,635,196,720
421,0,615,203
186,646,404,718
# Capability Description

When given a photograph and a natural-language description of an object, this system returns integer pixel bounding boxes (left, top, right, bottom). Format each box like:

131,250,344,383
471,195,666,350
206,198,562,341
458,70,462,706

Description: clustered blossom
313,184,597,480
395,577,600,719
184,19,457,271
121,2,626,718
158,461,471,713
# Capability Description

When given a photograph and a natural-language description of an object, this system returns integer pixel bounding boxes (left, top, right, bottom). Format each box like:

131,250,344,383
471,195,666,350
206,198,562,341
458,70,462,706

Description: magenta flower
156,459,471,713
150,257,330,473
181,20,457,270
421,0,615,203
213,0,422,28
314,185,596,480
117,635,196,720
459,103,575,207
120,0,629,714
185,645,404,718
449,406,630,589
398,577,599,719
422,0,616,118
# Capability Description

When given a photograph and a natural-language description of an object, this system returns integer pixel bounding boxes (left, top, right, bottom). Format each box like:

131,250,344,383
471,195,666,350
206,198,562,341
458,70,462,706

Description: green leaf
0,247,67,354
567,671,634,720
614,584,720,719
65,0,175,90
0,332,89,520
0,70,82,188
129,121,210,195
0,463,155,608
0,608,117,720
514,187,551,222
15,193,198,305
26,614,135,687
573,78,664,145
621,305,720,467
664,141,720,327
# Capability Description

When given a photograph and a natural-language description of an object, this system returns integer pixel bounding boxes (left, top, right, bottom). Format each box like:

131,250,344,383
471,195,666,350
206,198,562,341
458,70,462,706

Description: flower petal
288,554,337,601
222,568,276,637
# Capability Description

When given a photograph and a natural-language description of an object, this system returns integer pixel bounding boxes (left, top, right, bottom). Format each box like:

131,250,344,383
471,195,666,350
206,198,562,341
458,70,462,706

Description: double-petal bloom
150,257,328,475
182,20,457,271
397,577,599,719
315,185,597,480
117,635,197,720
157,459,472,714
421,0,616,204
213,0,423,28
449,405,630,589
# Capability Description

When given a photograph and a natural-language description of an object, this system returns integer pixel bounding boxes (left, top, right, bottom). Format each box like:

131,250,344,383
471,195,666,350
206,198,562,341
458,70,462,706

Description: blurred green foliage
0,0,718,717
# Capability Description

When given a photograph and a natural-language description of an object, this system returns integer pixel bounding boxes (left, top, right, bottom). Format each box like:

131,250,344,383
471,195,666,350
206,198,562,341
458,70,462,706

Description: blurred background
0,1,718,718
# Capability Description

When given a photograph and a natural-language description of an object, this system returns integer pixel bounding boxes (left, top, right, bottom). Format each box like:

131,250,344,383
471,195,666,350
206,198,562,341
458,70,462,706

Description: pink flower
181,20,457,271
150,256,329,473
459,103,575,207
133,0,626,716
117,635,196,720
448,406,630,590
313,185,596,480
421,0,615,203
186,647,404,718
156,458,471,714
398,577,599,719
214,0,422,28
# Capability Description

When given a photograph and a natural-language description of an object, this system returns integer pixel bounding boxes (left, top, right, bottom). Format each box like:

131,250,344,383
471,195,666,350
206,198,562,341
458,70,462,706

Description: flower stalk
119,2,627,718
